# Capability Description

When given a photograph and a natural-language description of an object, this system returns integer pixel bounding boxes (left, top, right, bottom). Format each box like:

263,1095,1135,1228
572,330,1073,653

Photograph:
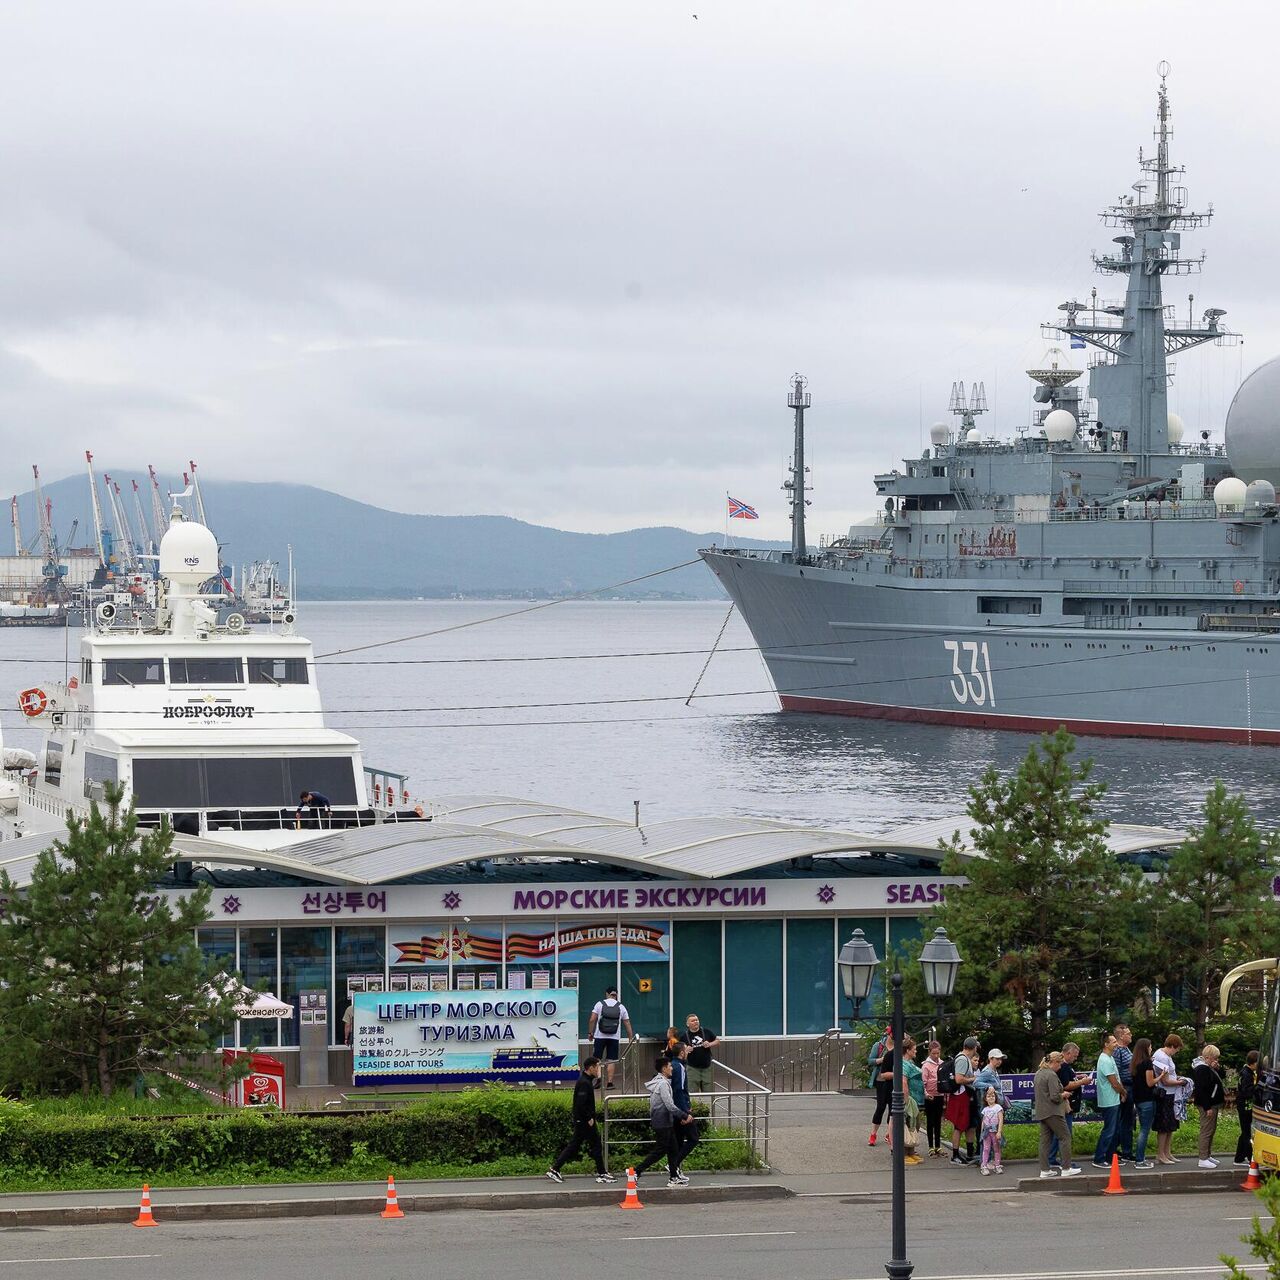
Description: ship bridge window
169,658,244,684
44,741,62,787
80,658,92,686
103,659,164,686
248,658,308,686
133,755,358,809
83,751,118,798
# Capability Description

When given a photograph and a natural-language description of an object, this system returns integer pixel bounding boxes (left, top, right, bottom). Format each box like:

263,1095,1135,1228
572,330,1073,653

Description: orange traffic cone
132,1184,158,1228
618,1167,644,1210
1102,1153,1127,1195
1241,1160,1263,1191
380,1175,405,1219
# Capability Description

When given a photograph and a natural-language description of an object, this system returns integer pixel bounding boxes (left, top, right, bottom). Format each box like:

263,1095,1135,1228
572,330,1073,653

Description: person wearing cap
946,1037,981,1165
973,1048,1009,1112
587,986,635,1090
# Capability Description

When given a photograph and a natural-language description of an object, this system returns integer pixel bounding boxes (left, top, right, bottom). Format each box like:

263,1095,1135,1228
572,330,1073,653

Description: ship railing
20,780,89,821
1063,579,1272,596
601,1058,771,1172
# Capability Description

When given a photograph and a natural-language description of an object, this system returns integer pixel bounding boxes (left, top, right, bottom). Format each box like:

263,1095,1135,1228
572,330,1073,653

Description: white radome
965,427,982,443
1246,479,1277,509
159,519,220,585
1167,411,1185,445
1213,476,1248,511
929,423,950,446
1043,409,1077,442
1225,356,1280,488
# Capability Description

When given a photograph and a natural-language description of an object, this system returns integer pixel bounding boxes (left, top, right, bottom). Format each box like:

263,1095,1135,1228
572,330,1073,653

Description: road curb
0,1182,792,1228
1015,1168,1253,1195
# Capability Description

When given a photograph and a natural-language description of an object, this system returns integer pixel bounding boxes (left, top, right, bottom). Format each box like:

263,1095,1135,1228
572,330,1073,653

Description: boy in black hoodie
546,1057,615,1184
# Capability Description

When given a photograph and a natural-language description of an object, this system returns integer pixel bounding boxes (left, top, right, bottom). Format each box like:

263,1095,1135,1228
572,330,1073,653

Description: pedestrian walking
1151,1033,1188,1165
868,1027,894,1146
587,986,635,1090
1113,1024,1136,1162
1034,1052,1081,1179
635,1055,692,1187
945,1036,980,1165
546,1057,615,1184
680,1014,719,1096
1047,1042,1085,1171
901,1037,925,1164
1129,1037,1157,1170
1191,1043,1225,1169
979,1086,1005,1175
1091,1033,1126,1170
1235,1049,1259,1168
668,1040,700,1166
921,1040,946,1158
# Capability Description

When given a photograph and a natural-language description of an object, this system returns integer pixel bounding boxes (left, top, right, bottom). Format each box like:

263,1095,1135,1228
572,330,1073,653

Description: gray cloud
0,0,1273,540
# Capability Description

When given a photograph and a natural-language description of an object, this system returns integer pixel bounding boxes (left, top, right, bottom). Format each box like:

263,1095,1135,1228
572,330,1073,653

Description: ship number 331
943,641,996,707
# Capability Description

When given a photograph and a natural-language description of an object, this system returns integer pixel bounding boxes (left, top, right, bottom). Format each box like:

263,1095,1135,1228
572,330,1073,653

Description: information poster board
352,988,579,1086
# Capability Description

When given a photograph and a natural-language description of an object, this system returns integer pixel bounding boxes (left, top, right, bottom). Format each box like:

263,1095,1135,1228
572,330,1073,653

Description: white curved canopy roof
0,794,1189,890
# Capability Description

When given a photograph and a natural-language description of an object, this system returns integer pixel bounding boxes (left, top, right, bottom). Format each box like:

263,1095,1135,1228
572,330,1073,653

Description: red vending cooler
222,1049,287,1108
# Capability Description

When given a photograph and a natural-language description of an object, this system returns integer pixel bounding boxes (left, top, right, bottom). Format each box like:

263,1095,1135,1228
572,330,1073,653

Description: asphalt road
0,1191,1269,1280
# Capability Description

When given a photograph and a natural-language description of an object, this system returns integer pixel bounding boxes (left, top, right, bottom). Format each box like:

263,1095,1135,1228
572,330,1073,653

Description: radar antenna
950,380,988,432
783,373,811,561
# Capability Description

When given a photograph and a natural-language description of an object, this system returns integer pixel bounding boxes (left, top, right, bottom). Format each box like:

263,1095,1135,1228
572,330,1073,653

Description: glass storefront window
387,920,448,994
239,927,279,1048
564,921,618,1042
448,922,503,991
281,927,331,1045
198,927,238,1049
839,917,887,1021
725,920,783,1036
505,919,556,994
620,920,670,1038
673,920,721,1030
786,918,836,1034
335,925,385,1046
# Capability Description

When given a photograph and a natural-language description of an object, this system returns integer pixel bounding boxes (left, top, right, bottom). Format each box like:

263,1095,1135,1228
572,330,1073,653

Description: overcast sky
0,0,1274,540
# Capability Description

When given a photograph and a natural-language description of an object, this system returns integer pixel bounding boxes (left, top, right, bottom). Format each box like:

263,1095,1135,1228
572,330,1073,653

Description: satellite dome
1225,356,1280,488
159,517,219,585
1213,476,1247,512
964,427,982,444
1167,411,1185,445
1247,479,1277,509
929,423,950,447
1043,409,1077,443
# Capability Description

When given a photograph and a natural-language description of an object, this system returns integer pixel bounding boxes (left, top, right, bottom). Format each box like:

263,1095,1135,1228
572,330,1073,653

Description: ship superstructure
702,70,1280,744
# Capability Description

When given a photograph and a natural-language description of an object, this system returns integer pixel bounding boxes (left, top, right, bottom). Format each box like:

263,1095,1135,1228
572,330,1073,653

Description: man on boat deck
295,790,332,829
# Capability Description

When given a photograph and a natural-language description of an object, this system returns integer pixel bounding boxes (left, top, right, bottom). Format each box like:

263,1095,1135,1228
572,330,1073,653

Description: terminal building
3,794,1183,1087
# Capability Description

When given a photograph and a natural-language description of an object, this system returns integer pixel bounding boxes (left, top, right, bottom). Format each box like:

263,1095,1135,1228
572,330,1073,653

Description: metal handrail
760,1027,853,1093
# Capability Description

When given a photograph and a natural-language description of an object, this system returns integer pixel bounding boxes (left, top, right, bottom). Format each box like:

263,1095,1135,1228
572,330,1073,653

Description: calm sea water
2,600,1276,831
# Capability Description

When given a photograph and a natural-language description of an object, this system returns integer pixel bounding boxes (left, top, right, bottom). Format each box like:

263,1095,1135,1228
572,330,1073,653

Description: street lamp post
838,927,963,1280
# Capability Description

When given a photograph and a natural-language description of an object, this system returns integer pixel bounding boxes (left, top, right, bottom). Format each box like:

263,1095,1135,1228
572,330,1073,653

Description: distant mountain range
10,472,783,600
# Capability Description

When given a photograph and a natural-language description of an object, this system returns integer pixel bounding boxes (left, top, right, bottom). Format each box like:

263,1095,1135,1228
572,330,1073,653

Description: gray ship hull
703,548,1280,745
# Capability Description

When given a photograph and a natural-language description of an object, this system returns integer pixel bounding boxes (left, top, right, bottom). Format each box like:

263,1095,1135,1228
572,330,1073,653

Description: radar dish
1026,345,1084,389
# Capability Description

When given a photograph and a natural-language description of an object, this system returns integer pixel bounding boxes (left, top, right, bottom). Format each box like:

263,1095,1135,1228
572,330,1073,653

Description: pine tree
0,786,240,1097
1145,780,1280,1051
929,727,1144,1064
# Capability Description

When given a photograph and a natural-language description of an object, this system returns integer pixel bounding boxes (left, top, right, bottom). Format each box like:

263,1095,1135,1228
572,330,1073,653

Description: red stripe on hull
778,695,1280,746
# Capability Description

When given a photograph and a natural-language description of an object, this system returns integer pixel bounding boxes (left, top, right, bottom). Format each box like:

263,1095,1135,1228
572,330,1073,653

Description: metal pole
886,971,912,1280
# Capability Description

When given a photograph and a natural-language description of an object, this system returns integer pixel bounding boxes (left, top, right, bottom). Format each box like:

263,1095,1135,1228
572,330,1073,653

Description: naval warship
703,68,1280,745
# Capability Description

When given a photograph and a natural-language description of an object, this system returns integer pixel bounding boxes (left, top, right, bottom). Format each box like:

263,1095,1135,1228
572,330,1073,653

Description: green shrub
0,1085,744,1186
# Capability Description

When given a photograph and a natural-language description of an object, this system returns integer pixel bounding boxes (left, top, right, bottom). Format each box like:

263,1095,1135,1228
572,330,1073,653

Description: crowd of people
865,1022,1258,1177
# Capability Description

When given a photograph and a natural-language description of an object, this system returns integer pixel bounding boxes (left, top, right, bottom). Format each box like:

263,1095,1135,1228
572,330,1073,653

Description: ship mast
784,373,811,561
1050,63,1236,472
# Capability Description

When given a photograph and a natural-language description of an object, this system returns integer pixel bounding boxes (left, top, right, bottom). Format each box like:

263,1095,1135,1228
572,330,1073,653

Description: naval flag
1069,334,1086,350
727,496,759,520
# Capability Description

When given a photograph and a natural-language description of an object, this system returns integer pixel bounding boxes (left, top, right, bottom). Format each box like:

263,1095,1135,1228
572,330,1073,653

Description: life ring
1234,580,1245,595
373,782,381,804
18,688,47,717
402,788,409,805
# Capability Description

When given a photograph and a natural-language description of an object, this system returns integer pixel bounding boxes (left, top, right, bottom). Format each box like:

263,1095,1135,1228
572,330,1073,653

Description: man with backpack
588,986,635,1090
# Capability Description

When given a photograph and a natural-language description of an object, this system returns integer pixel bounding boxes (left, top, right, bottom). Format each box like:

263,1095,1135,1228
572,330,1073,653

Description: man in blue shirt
1092,1032,1127,1169
295,790,332,829
1112,1023,1136,1162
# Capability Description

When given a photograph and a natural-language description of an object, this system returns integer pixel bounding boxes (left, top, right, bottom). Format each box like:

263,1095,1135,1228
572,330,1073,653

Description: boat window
81,658,93,686
83,751,119,798
133,756,358,809
169,658,244,684
103,659,164,686
248,658,309,685
44,741,62,787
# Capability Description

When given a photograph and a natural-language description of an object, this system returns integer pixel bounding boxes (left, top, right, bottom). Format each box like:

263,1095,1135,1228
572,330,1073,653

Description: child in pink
979,1086,1005,1175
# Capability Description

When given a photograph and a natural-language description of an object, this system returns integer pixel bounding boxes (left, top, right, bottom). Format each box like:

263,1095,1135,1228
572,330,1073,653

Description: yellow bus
1221,958,1280,1170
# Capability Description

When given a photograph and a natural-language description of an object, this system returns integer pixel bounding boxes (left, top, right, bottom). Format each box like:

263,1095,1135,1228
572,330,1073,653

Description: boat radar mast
783,373,811,561
1049,62,1238,469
